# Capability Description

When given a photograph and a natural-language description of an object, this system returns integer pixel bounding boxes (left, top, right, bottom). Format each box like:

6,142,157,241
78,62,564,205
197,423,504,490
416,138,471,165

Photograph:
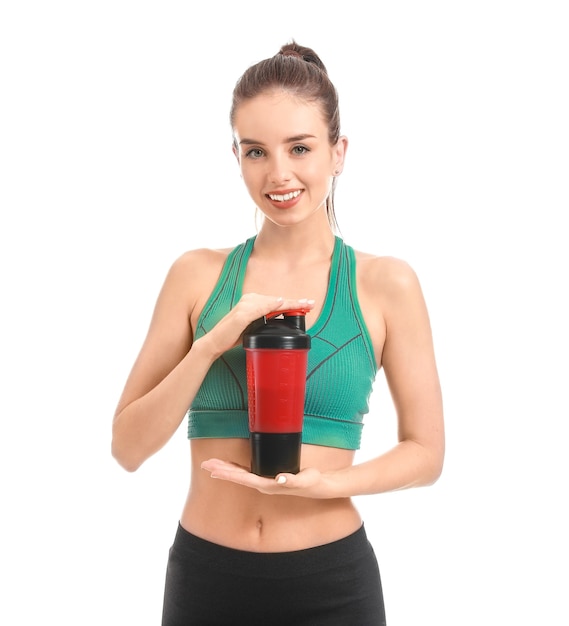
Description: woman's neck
254,220,337,265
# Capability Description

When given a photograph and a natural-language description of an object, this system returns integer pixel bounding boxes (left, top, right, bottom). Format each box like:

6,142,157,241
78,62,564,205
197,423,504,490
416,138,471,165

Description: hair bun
278,41,328,74
281,49,302,59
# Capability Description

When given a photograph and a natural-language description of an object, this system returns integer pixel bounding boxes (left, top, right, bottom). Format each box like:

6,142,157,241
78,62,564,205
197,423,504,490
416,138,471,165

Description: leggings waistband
171,522,371,579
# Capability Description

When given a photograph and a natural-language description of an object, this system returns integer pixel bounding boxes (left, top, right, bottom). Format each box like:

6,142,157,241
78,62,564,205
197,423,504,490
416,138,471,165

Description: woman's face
232,90,346,228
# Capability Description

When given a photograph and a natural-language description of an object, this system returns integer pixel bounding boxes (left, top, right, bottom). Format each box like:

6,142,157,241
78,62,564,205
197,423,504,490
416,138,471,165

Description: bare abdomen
180,438,362,552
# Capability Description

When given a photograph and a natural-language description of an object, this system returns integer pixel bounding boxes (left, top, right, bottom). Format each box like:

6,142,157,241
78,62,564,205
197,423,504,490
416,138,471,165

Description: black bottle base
250,432,302,477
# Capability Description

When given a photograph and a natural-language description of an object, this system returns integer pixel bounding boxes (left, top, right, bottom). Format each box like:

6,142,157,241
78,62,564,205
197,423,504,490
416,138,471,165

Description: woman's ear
232,143,243,177
333,135,348,175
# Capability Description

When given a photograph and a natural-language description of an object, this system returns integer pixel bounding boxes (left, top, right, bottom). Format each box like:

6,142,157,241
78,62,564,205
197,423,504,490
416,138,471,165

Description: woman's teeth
268,190,301,202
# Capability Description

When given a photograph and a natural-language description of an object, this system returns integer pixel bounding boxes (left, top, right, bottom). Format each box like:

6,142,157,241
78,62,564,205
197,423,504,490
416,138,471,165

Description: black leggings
162,522,386,626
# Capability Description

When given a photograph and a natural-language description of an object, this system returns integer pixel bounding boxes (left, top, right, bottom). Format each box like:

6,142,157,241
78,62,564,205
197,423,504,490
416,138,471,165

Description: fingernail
276,475,287,484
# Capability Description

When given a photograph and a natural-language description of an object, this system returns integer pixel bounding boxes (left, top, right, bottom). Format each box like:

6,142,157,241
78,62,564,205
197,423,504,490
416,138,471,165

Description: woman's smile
266,189,304,209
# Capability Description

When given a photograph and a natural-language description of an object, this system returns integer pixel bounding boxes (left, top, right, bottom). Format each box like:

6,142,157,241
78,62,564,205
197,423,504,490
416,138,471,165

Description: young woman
112,41,444,626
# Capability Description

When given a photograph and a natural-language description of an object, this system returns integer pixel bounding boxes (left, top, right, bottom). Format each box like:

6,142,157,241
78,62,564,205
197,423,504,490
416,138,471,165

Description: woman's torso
179,237,386,551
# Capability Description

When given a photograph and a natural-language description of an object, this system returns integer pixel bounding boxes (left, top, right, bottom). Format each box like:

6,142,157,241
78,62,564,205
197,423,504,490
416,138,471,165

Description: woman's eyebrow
284,133,317,142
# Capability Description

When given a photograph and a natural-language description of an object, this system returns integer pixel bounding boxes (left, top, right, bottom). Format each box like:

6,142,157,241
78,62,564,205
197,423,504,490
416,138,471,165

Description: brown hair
230,41,342,233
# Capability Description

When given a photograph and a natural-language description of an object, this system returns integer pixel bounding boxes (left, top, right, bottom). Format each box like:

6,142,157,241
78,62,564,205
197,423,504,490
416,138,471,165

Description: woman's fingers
204,295,315,358
238,294,315,320
200,458,323,496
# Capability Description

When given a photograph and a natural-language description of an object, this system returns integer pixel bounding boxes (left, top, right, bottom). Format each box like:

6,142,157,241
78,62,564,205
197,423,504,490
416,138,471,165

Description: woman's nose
267,155,291,185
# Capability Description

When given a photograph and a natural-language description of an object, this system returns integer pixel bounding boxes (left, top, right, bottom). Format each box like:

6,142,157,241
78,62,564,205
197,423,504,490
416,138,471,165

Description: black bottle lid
243,309,311,350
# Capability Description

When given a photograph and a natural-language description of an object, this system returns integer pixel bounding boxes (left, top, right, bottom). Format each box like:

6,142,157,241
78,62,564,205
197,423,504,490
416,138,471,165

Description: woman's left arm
202,257,445,498
335,255,445,496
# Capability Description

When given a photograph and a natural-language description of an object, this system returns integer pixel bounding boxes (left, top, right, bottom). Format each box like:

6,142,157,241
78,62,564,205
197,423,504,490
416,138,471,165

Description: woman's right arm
111,251,212,472
111,250,314,472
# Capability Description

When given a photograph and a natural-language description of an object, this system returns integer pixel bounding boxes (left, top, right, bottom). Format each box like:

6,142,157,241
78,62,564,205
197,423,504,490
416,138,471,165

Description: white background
1,1,568,624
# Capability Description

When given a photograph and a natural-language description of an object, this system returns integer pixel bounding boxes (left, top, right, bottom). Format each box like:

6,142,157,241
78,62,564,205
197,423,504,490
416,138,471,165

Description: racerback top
187,236,378,449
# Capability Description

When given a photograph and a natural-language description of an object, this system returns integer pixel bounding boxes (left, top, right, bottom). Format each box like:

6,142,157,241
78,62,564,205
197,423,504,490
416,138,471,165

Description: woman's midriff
181,439,363,552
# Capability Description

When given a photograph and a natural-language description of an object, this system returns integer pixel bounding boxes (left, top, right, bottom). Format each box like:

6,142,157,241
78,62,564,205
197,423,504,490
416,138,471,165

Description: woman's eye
292,145,309,155
245,148,264,159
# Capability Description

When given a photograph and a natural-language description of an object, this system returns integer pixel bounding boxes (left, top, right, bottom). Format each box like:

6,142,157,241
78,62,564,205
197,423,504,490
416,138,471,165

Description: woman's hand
201,458,331,498
201,294,315,359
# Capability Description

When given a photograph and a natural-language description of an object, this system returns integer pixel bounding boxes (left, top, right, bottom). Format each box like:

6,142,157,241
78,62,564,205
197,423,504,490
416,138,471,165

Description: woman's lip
266,188,301,195
265,189,303,209
266,189,302,199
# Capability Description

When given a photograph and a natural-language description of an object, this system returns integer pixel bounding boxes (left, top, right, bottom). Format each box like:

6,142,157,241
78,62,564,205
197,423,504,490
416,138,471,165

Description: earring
333,169,341,176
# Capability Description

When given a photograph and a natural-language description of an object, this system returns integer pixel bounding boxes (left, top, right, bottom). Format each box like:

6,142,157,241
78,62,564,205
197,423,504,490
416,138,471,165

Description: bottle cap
243,309,311,350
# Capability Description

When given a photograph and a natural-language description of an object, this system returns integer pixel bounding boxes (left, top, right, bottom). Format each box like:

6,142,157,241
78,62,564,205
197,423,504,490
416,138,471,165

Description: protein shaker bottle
243,309,311,477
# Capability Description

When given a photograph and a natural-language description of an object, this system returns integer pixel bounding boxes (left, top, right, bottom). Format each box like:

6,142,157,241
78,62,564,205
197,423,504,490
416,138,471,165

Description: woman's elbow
422,441,445,486
111,437,144,473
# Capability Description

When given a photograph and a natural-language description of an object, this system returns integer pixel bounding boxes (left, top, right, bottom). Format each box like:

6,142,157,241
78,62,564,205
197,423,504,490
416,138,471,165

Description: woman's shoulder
353,248,419,292
169,244,238,276
352,248,428,332
176,245,235,265
157,245,240,299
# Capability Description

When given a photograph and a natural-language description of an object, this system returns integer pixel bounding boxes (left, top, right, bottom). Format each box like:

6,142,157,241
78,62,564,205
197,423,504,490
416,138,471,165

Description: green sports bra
187,236,378,450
